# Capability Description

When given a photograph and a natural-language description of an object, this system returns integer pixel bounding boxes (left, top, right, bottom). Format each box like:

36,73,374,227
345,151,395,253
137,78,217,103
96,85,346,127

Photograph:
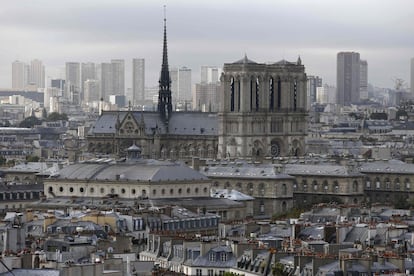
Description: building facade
337,52,360,105
12,60,28,90
29,59,45,89
218,56,307,159
65,62,81,102
411,57,414,95
132,58,145,105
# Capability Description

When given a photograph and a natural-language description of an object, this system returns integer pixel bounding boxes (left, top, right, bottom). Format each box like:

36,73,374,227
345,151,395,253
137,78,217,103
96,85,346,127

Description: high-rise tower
336,52,360,105
12,60,28,90
411,58,414,95
132,58,145,105
157,9,172,123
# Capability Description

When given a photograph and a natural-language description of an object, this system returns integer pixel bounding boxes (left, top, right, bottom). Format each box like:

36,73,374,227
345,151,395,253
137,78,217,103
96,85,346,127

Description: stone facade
218,56,307,159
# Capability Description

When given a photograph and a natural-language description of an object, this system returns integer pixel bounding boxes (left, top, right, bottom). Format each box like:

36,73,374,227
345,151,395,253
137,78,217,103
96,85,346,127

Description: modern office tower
111,59,125,96
44,87,61,112
170,66,192,104
316,84,336,104
132,58,145,105
306,75,322,108
12,60,28,89
109,95,126,107
65,62,81,101
337,52,361,105
29,59,45,89
178,67,191,103
81,62,96,101
360,60,368,101
100,62,113,101
201,66,219,83
51,79,65,97
84,79,100,104
411,58,414,94
193,82,220,111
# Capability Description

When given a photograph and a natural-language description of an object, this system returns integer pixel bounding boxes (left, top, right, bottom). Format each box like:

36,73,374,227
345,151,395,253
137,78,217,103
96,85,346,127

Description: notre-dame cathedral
86,18,307,161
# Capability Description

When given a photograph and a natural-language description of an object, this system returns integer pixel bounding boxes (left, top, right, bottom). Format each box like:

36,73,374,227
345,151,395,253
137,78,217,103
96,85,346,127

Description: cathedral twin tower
218,56,307,159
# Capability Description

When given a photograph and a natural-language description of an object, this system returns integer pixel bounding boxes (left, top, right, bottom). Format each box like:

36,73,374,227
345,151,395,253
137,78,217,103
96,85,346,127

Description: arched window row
227,74,302,113
49,185,209,197
365,177,411,191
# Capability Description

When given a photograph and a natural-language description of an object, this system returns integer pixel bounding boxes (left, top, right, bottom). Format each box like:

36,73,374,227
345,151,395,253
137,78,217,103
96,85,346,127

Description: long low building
44,145,211,200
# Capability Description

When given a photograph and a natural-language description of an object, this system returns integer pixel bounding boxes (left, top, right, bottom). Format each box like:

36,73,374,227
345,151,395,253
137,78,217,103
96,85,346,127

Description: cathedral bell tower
157,7,173,127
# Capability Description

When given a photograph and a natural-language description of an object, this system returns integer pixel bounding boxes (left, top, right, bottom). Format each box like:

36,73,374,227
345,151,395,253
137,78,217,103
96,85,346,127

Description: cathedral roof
232,54,257,64
53,159,209,182
88,111,218,136
272,59,296,65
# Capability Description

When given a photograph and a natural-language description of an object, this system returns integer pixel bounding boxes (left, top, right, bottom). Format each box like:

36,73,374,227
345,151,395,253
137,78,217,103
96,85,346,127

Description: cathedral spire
158,5,172,124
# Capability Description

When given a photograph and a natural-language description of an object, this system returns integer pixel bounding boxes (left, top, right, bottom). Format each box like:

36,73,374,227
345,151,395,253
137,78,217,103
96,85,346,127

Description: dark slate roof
232,55,257,64
272,59,296,65
0,184,43,192
54,160,208,182
285,164,361,177
0,269,60,276
359,160,414,174
88,111,218,136
203,164,293,180
192,245,236,267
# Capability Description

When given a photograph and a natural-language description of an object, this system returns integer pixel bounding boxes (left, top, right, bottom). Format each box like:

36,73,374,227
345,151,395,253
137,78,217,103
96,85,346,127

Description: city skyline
0,0,413,89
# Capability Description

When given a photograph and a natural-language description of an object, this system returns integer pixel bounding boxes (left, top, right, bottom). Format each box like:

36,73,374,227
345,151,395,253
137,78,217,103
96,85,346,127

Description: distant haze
0,0,413,89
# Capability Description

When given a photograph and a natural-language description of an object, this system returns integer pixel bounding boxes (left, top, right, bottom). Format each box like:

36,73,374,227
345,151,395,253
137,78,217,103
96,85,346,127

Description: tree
19,116,42,128
0,156,6,166
46,112,68,122
26,155,40,162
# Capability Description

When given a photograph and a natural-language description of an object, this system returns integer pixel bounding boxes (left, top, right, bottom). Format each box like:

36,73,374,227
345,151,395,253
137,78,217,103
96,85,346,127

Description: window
353,181,358,192
170,188,174,195
186,188,191,194
248,183,254,195
376,178,380,189
69,187,74,193
313,181,318,191
282,183,287,195
48,186,53,193
195,187,199,194
90,187,94,193
178,188,182,194
221,253,227,261
385,178,390,189
162,189,165,195
110,188,115,194
203,187,208,193
208,270,214,276
259,183,265,196
196,269,202,276
395,178,400,190
121,188,126,194
100,188,105,194
366,178,371,188
132,189,136,195
79,187,84,193
209,253,216,261
59,187,64,192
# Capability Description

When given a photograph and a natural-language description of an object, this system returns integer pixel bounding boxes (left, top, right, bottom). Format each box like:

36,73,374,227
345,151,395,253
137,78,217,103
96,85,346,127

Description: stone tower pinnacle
157,6,172,124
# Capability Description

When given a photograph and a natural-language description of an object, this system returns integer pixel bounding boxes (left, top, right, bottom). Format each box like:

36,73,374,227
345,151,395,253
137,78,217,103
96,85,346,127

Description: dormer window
209,252,216,261
221,252,227,262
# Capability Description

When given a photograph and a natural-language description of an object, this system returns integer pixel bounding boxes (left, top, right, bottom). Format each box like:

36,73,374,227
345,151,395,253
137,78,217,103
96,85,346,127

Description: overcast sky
0,0,413,89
